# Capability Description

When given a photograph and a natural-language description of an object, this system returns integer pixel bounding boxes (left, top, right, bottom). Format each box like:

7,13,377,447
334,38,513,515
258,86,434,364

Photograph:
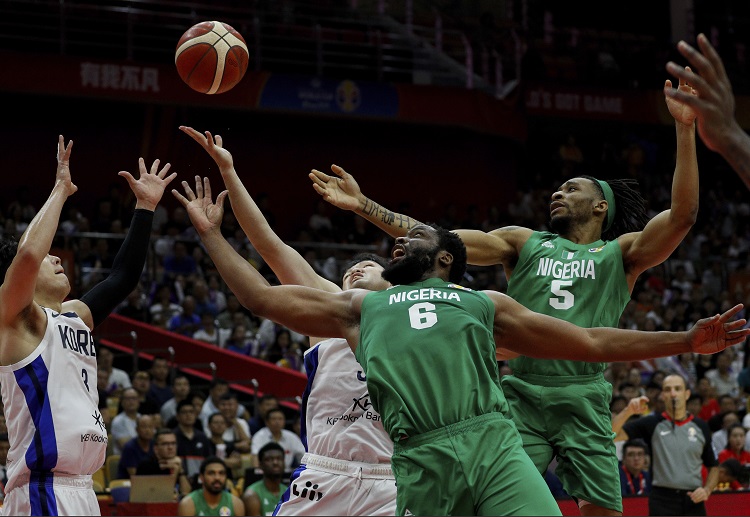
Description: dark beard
205,482,226,495
382,250,434,285
549,214,571,235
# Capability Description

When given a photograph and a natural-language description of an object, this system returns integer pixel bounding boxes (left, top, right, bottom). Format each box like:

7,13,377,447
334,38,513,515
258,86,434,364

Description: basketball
175,21,249,95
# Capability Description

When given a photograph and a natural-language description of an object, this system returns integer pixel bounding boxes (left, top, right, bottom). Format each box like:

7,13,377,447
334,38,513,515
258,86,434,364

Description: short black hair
207,412,225,426
176,399,194,413
257,441,284,463
0,237,18,284
427,223,467,283
0,433,8,443
219,392,238,402
154,428,176,443
199,456,227,475
265,406,285,420
342,253,389,274
622,438,649,457
210,378,229,390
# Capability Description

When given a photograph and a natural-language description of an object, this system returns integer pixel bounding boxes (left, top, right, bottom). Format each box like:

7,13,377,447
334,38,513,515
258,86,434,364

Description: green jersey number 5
549,280,574,310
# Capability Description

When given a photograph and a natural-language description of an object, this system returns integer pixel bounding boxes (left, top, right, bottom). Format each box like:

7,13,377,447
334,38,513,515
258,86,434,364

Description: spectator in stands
161,375,192,425
250,407,304,473
136,428,191,498
216,294,257,333
696,377,721,421
117,414,156,479
169,295,203,337
217,393,251,454
205,413,243,476
149,283,183,329
686,393,703,418
111,387,141,455
704,349,740,398
173,400,214,478
242,443,287,517
206,272,227,314
148,356,174,408
718,422,750,465
199,379,248,431
715,458,746,491
248,394,279,435
619,438,652,496
131,369,161,417
98,346,131,396
193,312,230,348
178,457,244,516
116,285,150,323
163,241,198,281
191,278,220,319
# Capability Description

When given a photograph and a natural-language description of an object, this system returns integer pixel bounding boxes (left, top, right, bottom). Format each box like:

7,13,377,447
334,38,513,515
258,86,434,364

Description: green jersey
247,480,287,516
507,231,630,378
187,489,235,516
357,278,508,441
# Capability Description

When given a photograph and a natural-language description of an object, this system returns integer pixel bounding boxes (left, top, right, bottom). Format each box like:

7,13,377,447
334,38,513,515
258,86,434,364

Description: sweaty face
382,226,439,286
342,260,389,291
549,179,601,234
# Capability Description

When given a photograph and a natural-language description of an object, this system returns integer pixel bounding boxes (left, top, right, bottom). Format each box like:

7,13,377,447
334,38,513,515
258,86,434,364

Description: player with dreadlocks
308,73,701,516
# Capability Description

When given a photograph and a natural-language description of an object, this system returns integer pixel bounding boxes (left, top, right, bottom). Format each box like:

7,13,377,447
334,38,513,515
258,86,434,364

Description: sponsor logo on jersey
588,244,606,253
291,480,324,502
80,432,108,444
688,426,698,442
542,241,555,249
93,411,106,432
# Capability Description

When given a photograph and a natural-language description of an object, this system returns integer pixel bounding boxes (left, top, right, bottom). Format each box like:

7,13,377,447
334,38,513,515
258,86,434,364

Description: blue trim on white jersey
299,345,321,451
29,471,58,516
14,354,59,515
272,463,307,516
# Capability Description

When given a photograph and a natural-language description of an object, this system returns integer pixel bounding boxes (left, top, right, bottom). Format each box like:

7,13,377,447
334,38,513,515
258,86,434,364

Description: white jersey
0,308,106,496
300,338,392,464
275,339,396,516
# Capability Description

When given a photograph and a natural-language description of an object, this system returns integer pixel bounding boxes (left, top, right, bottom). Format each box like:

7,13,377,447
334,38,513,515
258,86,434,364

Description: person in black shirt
136,428,191,498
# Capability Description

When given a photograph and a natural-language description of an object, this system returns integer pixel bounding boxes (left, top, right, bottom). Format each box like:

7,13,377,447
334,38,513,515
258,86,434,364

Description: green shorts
501,373,622,512
391,412,561,516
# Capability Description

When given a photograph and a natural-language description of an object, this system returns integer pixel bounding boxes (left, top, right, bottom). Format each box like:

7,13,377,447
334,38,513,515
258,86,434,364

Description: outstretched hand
664,69,697,127
179,125,234,171
687,303,749,354
56,135,78,197
309,164,363,211
171,175,229,235
120,158,178,211
665,33,740,154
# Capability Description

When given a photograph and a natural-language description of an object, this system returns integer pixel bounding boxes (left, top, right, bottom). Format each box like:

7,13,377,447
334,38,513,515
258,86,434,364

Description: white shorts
2,473,99,516
273,453,396,516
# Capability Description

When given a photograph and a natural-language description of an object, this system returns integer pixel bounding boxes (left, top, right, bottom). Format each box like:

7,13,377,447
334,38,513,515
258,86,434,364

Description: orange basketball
175,21,249,95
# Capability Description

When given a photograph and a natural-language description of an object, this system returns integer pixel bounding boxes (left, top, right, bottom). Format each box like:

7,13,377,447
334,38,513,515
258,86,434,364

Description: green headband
596,179,616,232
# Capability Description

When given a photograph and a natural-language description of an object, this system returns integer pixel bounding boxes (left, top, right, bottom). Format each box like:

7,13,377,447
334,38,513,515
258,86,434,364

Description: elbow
673,206,698,230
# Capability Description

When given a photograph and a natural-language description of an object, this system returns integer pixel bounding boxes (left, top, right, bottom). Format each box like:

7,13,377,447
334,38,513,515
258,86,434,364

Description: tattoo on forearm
360,199,414,228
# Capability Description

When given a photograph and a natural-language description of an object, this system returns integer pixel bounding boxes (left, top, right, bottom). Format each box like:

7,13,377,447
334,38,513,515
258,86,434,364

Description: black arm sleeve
80,209,154,327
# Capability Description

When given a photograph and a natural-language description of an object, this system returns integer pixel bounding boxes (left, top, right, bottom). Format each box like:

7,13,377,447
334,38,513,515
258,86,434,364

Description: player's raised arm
70,157,177,329
489,290,748,361
310,164,421,237
172,176,364,347
180,126,339,293
619,72,699,280
310,164,527,268
0,135,77,323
